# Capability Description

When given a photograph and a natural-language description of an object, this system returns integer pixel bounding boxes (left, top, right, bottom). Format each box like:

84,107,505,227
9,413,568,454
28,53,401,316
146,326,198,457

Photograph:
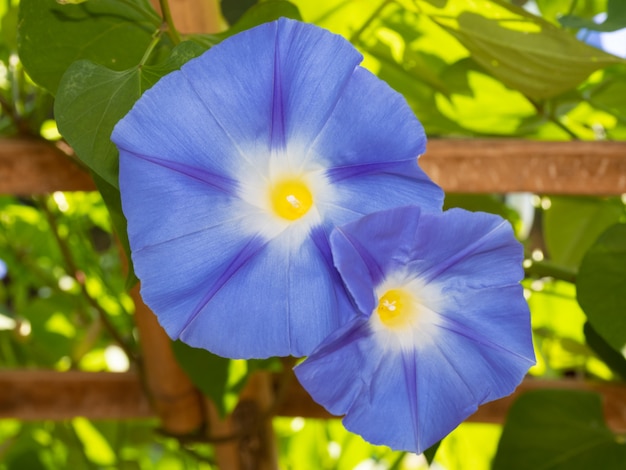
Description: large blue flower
295,206,535,453
111,19,443,358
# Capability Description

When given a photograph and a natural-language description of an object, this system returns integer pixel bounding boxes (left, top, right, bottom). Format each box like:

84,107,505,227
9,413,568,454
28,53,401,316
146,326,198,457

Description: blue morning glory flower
295,206,535,453
111,19,443,358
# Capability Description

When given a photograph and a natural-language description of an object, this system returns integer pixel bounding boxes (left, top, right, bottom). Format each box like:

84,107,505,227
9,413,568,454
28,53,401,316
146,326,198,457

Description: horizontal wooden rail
0,370,152,420
1,371,625,432
1,138,625,195
0,139,96,194
425,139,626,195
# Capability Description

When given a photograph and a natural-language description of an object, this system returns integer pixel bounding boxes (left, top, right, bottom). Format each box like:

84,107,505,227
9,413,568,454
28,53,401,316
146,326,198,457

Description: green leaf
544,197,625,270
418,0,625,99
560,0,626,32
171,340,232,417
587,64,626,124
54,41,204,188
536,0,605,26
17,0,162,94
220,0,259,25
362,8,452,96
191,0,302,47
423,440,440,464
72,417,116,466
55,64,140,188
584,322,626,380
526,279,588,375
1,6,18,52
493,389,626,470
226,0,301,35
577,223,626,352
7,450,47,470
376,57,467,135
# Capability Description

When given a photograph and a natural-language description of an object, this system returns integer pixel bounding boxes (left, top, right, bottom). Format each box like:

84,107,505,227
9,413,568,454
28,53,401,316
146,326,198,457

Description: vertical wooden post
152,0,222,34
231,373,279,469
206,373,279,470
131,285,205,435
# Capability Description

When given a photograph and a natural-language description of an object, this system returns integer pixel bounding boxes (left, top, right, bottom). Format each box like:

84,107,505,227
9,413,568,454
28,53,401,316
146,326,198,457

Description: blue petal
119,148,240,251
295,318,376,415
271,19,363,151
180,18,362,156
434,285,535,388
324,162,443,221
114,18,362,180
308,66,427,168
296,321,434,452
411,208,525,287
297,311,533,453
178,225,355,358
122,162,265,337
112,66,255,181
342,347,429,453
329,206,423,315
136,233,264,341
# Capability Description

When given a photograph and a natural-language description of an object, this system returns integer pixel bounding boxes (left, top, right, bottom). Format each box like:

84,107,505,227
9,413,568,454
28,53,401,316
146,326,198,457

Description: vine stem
139,24,167,67
159,0,181,45
525,95,582,140
350,0,393,44
36,196,138,363
524,259,577,284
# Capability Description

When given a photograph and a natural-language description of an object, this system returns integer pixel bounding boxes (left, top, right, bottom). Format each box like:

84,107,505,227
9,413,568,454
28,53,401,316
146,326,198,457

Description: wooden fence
1,0,626,467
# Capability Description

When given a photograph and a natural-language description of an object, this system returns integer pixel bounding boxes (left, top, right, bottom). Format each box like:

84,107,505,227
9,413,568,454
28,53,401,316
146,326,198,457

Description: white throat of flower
235,150,333,244
369,273,444,353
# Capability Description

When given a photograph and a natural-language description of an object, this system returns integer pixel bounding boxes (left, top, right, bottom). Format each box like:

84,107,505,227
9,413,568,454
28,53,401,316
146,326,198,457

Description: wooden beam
0,139,95,195
1,138,625,195
0,370,152,420
2,371,625,432
423,139,626,195
131,285,205,435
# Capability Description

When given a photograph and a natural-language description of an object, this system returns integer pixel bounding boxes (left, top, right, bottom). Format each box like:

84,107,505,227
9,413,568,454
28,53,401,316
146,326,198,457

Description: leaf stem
526,96,582,140
139,25,166,67
350,0,393,44
115,0,162,25
567,0,580,16
525,259,577,284
159,0,181,45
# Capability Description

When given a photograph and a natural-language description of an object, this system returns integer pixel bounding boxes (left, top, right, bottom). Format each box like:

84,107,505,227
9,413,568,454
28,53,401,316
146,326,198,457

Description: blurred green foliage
1,0,625,468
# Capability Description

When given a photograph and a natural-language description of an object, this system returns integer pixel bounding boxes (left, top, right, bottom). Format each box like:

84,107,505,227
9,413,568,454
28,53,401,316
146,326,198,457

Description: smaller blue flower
295,206,535,454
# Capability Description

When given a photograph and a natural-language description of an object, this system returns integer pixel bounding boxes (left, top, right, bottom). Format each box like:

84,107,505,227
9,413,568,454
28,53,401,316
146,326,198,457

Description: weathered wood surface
0,370,152,420
0,139,96,194
1,138,625,195
424,139,626,195
131,284,205,435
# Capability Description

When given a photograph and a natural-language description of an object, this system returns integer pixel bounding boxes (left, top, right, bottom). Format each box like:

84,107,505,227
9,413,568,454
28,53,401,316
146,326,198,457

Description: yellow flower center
270,178,313,221
376,288,418,328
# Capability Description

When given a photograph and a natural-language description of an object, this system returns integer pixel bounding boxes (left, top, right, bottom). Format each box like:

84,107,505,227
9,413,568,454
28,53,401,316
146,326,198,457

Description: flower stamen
270,179,313,221
377,288,418,329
